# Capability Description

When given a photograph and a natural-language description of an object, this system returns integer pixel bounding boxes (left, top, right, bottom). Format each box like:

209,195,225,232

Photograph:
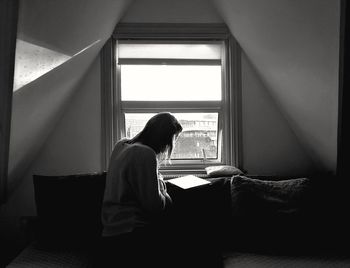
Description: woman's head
130,112,182,157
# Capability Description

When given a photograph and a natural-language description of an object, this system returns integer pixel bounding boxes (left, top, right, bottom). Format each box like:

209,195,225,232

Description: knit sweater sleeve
127,146,169,213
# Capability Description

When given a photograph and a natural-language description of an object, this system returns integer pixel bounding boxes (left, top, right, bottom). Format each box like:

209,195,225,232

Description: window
124,113,219,160
102,24,241,174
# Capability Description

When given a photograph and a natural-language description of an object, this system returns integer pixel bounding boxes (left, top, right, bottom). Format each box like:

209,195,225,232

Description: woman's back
101,139,166,237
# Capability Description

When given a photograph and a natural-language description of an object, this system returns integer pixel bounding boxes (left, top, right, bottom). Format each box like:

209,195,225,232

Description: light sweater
101,139,170,237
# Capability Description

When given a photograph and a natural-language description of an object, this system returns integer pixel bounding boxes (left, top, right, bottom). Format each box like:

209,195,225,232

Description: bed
6,172,350,267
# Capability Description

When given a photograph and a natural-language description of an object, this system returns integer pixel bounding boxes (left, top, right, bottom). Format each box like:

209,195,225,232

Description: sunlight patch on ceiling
13,39,71,91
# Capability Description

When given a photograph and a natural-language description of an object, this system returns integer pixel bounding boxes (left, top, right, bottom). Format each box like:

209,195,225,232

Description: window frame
101,23,242,175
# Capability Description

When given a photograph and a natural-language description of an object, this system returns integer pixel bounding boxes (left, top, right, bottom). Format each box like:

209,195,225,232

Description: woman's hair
129,112,182,157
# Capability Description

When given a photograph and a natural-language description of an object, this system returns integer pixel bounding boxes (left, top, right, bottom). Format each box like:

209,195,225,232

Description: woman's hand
158,178,167,192
158,177,172,207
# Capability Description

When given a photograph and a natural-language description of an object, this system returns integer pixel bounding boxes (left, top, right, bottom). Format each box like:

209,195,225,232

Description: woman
99,112,182,267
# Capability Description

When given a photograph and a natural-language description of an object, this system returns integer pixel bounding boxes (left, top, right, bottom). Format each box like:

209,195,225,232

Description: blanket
230,175,310,217
228,175,312,253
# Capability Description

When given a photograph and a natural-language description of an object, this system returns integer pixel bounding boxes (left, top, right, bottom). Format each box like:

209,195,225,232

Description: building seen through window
125,113,218,160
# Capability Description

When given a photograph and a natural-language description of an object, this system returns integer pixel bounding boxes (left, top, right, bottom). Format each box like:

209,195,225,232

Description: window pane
125,113,218,159
121,65,221,101
118,43,221,60
125,113,155,138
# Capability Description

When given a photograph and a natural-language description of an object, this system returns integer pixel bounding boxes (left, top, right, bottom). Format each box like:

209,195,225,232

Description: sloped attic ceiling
118,0,340,173
8,0,133,195
212,0,340,172
9,0,340,197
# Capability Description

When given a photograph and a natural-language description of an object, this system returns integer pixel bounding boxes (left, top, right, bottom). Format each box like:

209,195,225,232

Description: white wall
120,0,223,23
8,0,133,195
33,56,102,177
11,55,102,218
8,41,102,195
0,55,102,263
213,0,341,173
241,53,315,175
1,0,132,262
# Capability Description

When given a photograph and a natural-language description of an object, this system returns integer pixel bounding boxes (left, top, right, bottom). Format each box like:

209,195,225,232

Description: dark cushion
33,172,106,250
228,175,312,254
230,175,311,217
226,174,350,255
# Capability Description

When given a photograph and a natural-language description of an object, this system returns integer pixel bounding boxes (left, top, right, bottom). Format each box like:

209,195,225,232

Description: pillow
33,172,106,250
205,165,244,178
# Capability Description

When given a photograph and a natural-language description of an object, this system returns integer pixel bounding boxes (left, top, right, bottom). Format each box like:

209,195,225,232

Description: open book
167,175,211,189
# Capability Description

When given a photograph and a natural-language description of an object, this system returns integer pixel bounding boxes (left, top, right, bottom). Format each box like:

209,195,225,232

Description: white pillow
205,165,244,177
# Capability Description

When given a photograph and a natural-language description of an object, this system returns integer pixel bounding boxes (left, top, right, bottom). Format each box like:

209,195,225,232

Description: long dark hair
129,112,182,157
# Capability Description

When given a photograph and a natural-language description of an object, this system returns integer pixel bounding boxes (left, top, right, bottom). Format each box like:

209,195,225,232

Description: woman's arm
128,146,172,212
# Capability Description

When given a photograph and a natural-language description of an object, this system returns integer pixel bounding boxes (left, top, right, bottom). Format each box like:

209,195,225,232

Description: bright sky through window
120,65,221,101
118,41,224,160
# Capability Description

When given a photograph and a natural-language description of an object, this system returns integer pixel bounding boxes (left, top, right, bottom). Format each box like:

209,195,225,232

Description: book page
167,175,211,189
